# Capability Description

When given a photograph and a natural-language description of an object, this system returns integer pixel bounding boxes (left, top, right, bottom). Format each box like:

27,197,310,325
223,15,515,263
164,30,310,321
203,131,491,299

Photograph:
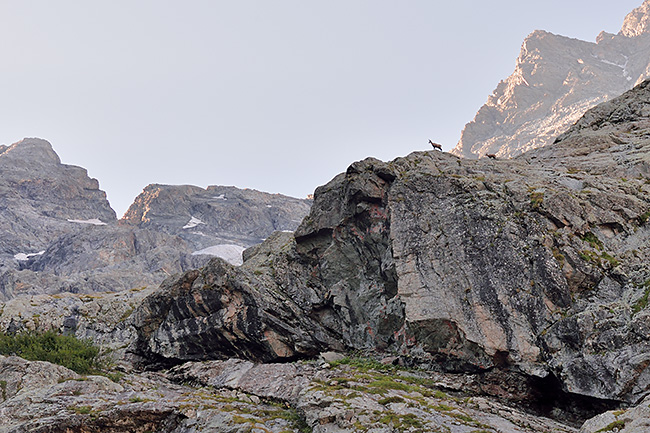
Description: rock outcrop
581,394,650,433
131,80,650,422
451,0,650,159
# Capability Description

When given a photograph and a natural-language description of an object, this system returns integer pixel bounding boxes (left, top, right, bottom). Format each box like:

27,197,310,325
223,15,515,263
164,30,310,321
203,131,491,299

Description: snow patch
266,205,272,208
183,216,205,229
192,244,245,266
214,194,227,200
594,54,632,81
14,250,45,261
67,218,107,226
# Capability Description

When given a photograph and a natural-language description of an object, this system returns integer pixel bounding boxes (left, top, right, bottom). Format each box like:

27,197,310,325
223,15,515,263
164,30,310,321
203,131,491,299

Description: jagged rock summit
131,80,650,425
621,0,650,37
0,137,116,262
451,0,650,159
0,138,211,300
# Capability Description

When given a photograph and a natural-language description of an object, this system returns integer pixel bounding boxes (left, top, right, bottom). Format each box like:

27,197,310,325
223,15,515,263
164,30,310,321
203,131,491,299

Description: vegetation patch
367,377,413,394
596,420,626,432
638,210,650,225
529,191,544,209
552,248,566,267
579,250,620,269
379,412,424,431
0,331,104,375
378,396,405,405
68,405,95,416
581,232,603,250
633,281,650,314
280,408,312,433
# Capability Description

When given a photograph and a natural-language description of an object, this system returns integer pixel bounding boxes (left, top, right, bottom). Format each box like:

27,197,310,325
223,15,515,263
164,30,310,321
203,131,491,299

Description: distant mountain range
451,0,650,159
0,138,311,300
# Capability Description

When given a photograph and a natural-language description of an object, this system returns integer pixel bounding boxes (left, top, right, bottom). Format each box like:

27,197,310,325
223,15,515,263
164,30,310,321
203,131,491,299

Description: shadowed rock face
131,81,650,413
452,0,650,159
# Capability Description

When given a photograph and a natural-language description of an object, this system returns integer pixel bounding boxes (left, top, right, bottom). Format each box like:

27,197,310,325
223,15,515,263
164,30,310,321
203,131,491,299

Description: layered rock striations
451,0,650,159
131,81,650,421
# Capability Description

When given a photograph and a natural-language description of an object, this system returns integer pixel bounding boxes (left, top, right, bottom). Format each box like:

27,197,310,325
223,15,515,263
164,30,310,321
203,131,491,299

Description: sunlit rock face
451,0,650,159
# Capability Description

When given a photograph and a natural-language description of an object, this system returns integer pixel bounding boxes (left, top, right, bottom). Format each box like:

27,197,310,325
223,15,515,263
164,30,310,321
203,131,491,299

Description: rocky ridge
0,138,116,262
122,183,312,262
451,0,650,159
129,80,650,427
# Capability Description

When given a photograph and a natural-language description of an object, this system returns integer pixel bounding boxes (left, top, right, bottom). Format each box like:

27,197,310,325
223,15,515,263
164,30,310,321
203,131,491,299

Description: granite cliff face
451,0,650,159
131,81,650,424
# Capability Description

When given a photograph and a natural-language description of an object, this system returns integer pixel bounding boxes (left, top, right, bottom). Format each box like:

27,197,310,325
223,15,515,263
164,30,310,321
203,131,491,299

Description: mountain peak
620,0,650,38
2,138,61,165
451,2,650,160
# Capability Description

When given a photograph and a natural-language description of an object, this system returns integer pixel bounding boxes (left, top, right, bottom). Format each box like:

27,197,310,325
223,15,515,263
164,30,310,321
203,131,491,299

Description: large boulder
130,81,650,418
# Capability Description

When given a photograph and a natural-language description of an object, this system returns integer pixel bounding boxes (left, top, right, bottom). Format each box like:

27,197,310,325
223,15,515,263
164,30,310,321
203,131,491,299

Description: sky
0,1,643,216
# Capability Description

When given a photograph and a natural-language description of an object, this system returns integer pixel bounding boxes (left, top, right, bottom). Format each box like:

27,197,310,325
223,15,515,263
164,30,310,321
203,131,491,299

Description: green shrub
529,191,544,209
581,232,603,250
0,331,102,375
638,211,650,225
378,396,405,405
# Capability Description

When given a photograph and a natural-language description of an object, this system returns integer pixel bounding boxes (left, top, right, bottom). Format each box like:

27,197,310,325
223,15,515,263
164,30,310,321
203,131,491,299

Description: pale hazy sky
0,1,643,216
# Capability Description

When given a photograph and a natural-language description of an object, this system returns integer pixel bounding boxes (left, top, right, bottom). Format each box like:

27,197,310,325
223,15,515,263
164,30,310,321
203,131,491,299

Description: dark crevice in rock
525,373,624,427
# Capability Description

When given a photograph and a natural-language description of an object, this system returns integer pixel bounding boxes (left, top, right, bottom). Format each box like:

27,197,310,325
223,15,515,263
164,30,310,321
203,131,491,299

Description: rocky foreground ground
0,354,580,433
